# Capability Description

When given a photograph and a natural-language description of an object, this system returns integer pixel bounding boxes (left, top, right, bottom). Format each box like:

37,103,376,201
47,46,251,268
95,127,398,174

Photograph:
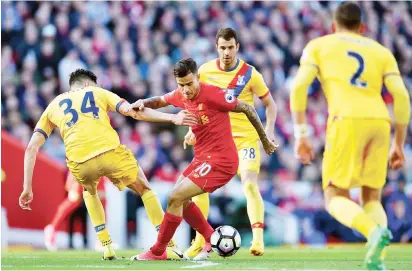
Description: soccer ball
210,225,241,257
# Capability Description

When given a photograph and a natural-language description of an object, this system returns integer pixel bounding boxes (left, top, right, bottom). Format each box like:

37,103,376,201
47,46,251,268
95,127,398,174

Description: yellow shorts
67,145,138,195
234,137,261,174
322,117,390,190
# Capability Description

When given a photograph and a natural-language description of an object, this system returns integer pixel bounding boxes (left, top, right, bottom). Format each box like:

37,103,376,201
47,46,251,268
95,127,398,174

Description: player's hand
129,99,145,111
19,189,33,211
294,137,315,165
172,110,199,126
183,129,196,149
389,144,405,170
262,138,277,155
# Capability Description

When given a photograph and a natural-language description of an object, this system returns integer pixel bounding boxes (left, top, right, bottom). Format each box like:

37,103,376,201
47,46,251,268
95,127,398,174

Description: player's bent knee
167,193,185,208
240,170,259,185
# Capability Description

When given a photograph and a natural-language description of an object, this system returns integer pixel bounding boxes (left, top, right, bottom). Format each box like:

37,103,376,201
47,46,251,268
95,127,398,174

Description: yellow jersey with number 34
198,58,270,139
34,86,125,163
300,32,400,121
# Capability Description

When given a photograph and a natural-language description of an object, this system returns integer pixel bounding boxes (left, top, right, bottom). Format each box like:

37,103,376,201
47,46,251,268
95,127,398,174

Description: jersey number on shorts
242,147,256,161
347,51,367,88
195,162,212,177
59,91,100,127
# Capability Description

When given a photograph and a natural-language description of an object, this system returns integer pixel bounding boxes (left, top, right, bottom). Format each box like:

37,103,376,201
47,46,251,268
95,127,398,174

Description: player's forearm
265,99,277,130
143,96,169,109
133,108,174,123
290,65,317,112
292,111,310,139
233,101,268,142
23,146,38,190
394,123,408,147
384,75,411,125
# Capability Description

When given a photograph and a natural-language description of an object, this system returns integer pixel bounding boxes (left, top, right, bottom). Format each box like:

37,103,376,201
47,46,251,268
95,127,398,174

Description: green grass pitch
2,245,412,270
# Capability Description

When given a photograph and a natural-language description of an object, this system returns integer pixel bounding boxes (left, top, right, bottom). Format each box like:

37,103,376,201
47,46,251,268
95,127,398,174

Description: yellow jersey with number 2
299,32,400,121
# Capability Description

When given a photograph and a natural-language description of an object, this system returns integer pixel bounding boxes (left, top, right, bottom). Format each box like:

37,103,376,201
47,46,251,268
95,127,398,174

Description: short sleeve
251,68,270,98
34,105,56,139
98,87,124,112
207,86,238,112
198,64,207,84
300,40,319,68
384,50,401,77
164,89,185,108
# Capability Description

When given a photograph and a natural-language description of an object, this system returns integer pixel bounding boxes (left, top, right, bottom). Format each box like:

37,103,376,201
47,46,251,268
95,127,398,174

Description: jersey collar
216,58,240,72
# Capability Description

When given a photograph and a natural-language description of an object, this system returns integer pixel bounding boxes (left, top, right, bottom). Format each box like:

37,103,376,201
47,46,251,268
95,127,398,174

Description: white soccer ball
210,225,241,257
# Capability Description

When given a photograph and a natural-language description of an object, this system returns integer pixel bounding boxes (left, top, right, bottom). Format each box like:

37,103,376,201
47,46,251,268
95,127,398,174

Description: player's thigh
322,118,356,190
101,145,138,191
66,159,100,195
360,120,391,189
235,137,260,178
182,159,237,193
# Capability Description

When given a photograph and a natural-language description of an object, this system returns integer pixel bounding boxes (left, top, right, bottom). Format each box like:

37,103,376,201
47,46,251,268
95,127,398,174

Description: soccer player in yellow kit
290,2,410,270
184,28,278,257
18,69,198,260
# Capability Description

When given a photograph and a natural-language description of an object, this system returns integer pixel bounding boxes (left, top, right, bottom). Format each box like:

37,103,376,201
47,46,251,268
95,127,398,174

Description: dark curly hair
69,69,97,86
173,58,197,78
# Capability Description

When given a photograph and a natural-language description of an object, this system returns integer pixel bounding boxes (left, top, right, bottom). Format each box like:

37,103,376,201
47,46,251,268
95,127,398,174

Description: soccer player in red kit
128,58,277,261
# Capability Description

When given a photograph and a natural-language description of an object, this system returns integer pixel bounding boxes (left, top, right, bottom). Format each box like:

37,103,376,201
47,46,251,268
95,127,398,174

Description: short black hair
69,69,97,86
173,58,197,78
334,1,362,30
216,28,239,45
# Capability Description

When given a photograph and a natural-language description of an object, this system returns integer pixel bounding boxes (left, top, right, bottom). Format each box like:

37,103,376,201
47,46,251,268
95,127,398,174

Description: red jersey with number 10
164,83,238,164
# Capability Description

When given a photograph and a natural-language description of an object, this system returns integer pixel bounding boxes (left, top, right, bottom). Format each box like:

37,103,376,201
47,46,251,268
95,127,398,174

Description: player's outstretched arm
129,96,170,111
19,132,46,211
232,101,277,154
119,101,198,126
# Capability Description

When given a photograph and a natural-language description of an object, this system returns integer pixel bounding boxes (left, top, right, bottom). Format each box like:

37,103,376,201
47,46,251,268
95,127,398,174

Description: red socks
150,212,182,256
51,199,81,229
183,202,214,243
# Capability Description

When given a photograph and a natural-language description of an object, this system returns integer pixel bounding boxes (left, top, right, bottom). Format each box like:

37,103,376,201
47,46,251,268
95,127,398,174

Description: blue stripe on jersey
34,128,48,139
233,66,253,97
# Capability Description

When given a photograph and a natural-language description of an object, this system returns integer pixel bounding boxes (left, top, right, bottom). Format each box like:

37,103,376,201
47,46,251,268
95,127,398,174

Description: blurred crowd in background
2,1,412,246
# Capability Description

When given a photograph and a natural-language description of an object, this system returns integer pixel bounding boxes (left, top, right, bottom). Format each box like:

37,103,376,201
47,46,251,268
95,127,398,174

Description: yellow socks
141,190,164,228
363,201,387,227
243,182,264,243
192,193,209,245
328,196,377,238
83,191,111,246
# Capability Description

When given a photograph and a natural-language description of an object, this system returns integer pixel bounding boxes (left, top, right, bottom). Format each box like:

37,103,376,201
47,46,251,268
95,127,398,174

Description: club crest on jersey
198,103,209,125
225,93,235,103
236,75,245,86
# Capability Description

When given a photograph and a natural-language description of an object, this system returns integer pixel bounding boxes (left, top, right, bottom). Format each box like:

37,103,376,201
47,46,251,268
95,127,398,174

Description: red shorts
183,158,238,193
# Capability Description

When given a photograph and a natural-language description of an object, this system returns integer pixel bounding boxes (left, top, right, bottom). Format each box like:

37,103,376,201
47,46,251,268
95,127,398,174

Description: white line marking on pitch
182,261,219,269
